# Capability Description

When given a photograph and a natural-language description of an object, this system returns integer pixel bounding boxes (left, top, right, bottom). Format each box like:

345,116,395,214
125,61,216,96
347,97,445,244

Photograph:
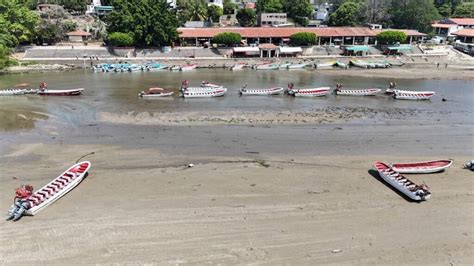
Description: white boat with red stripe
287,84,331,97
373,161,431,201
389,159,453,174
335,84,381,96
239,84,284,96
182,88,227,98
38,88,84,96
393,90,435,100
24,161,91,215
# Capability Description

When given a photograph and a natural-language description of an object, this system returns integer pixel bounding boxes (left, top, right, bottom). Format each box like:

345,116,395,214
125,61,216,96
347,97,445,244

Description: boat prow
38,88,84,96
389,159,453,174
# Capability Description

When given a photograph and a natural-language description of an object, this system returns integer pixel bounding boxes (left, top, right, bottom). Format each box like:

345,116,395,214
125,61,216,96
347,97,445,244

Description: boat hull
182,88,227,98
389,160,453,174
240,87,284,96
292,87,331,97
336,88,381,96
394,91,435,100
38,88,84,96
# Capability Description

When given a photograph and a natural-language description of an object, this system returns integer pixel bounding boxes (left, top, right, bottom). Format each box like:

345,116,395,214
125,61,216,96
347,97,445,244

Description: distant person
437,62,440,68
445,63,448,68
39,82,48,91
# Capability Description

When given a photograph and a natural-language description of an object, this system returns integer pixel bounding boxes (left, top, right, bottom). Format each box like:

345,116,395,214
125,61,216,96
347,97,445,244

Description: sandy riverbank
0,143,472,264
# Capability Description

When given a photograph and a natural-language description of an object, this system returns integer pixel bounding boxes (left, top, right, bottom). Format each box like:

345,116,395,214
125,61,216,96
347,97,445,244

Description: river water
0,69,473,157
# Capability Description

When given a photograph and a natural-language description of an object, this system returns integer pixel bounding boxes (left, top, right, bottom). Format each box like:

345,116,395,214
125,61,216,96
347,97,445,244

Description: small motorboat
350,60,369,68
0,84,37,96
180,64,198,71
278,63,292,69
139,87,174,98
287,85,331,97
182,88,227,98
201,81,223,88
335,61,348,68
373,161,431,201
230,63,246,71
393,90,435,100
335,87,381,96
239,84,284,96
287,63,308,69
255,64,279,70
389,160,453,174
316,61,335,69
6,161,91,221
38,88,84,96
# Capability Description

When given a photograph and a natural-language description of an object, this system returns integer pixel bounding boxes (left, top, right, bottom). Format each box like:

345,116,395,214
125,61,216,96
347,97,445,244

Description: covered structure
277,47,302,57
232,47,260,57
66,30,92,42
453,29,474,43
342,45,369,56
259,43,278,58
383,45,412,55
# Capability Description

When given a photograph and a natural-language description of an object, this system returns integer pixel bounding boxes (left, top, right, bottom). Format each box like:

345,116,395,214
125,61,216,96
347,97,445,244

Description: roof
95,6,113,11
448,18,474,26
279,47,302,53
178,27,426,38
431,23,457,29
387,46,412,51
452,29,474,37
259,43,278,49
345,45,369,51
233,47,259,53
66,30,91,36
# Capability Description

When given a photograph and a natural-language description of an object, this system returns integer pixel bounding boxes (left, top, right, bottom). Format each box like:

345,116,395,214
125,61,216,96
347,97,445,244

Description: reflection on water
0,69,473,131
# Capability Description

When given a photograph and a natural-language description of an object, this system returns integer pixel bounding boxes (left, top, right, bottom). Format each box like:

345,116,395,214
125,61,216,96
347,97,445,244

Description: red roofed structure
67,30,92,42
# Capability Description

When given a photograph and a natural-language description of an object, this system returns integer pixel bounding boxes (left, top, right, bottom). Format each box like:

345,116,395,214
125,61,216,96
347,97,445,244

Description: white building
312,2,332,21
208,0,223,9
86,0,113,16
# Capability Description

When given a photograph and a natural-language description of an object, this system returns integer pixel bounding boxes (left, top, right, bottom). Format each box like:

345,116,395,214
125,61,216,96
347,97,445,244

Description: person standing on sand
437,62,440,68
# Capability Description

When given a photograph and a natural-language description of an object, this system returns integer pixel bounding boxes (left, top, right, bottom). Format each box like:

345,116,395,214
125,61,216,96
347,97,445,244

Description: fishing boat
370,61,390,68
0,89,29,96
385,88,397,94
7,161,91,221
139,87,174,98
373,161,431,201
182,88,227,98
393,90,435,100
38,88,84,96
146,63,168,71
316,61,335,69
256,63,279,70
389,160,453,174
278,63,292,69
170,65,181,71
287,63,308,69
350,59,369,68
288,87,331,97
230,63,246,70
180,64,198,71
201,81,223,88
127,64,143,72
335,61,348,68
239,85,284,96
335,88,381,96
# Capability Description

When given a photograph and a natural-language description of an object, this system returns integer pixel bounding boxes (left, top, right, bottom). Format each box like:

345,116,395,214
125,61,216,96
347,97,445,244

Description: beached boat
335,88,381,96
127,64,143,72
0,88,36,96
146,64,168,71
180,64,198,71
289,87,331,97
170,65,181,71
287,63,308,69
463,160,474,170
139,87,174,98
7,161,91,221
316,61,335,69
256,64,279,70
182,88,227,98
369,60,390,68
389,160,453,174
239,85,284,96
393,90,435,100
38,88,84,96
201,81,223,88
350,60,369,68
373,161,431,201
230,63,246,70
278,63,292,69
335,61,348,68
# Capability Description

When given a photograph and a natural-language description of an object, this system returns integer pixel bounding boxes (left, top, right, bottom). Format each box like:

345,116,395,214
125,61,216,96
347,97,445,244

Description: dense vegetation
237,8,257,27
376,30,407,45
107,32,134,47
289,32,317,46
106,0,180,47
212,32,242,46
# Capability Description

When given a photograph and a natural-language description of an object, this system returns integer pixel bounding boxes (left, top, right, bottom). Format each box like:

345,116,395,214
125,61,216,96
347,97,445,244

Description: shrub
107,32,134,47
289,32,317,46
212,32,242,47
208,5,223,22
376,31,407,45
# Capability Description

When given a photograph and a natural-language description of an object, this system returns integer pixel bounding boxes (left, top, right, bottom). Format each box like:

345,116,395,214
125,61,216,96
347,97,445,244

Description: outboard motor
463,160,474,170
7,185,33,221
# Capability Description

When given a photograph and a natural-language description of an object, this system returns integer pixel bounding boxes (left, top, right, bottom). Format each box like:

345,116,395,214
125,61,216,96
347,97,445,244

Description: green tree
212,32,241,46
208,5,223,22
285,0,314,26
257,0,284,13
437,2,452,17
106,0,180,47
0,0,40,46
35,20,62,44
328,1,362,26
223,0,238,14
453,2,474,17
0,44,12,69
376,30,407,44
390,0,440,33
236,8,257,27
108,32,134,46
189,0,209,21
359,0,391,25
289,32,317,46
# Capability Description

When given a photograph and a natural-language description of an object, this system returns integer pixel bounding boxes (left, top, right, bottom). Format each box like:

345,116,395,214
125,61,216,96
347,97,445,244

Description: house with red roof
67,30,92,42
432,18,474,41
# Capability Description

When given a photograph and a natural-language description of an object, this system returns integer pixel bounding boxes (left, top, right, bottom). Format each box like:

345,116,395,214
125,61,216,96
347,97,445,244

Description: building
67,30,92,42
178,27,426,47
258,13,287,27
86,0,113,16
453,29,474,44
219,14,239,27
432,18,474,40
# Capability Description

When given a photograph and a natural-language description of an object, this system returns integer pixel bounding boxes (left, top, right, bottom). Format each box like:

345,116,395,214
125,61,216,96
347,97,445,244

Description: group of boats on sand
138,81,435,100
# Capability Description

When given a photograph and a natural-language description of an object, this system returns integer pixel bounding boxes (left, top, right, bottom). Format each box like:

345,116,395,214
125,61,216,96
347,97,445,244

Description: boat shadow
367,169,419,203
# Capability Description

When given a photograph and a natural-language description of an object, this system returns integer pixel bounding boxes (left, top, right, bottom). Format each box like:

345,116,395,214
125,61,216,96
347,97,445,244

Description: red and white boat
6,161,91,220
393,90,435,100
335,88,381,96
139,87,174,98
230,63,246,70
373,161,431,201
289,87,331,97
389,159,453,174
180,64,198,71
239,85,284,96
182,88,227,98
38,88,84,96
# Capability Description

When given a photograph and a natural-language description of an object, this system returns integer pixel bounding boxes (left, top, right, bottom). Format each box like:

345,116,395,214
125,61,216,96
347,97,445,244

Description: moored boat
7,161,91,221
393,90,435,100
180,64,198,71
316,61,335,69
201,81,223,88
230,63,246,70
373,161,431,201
287,63,308,69
335,61,348,68
239,85,284,96
350,59,369,68
182,88,227,98
139,87,174,98
335,85,381,96
287,84,331,97
278,63,292,69
389,159,453,174
256,63,279,70
38,88,84,96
